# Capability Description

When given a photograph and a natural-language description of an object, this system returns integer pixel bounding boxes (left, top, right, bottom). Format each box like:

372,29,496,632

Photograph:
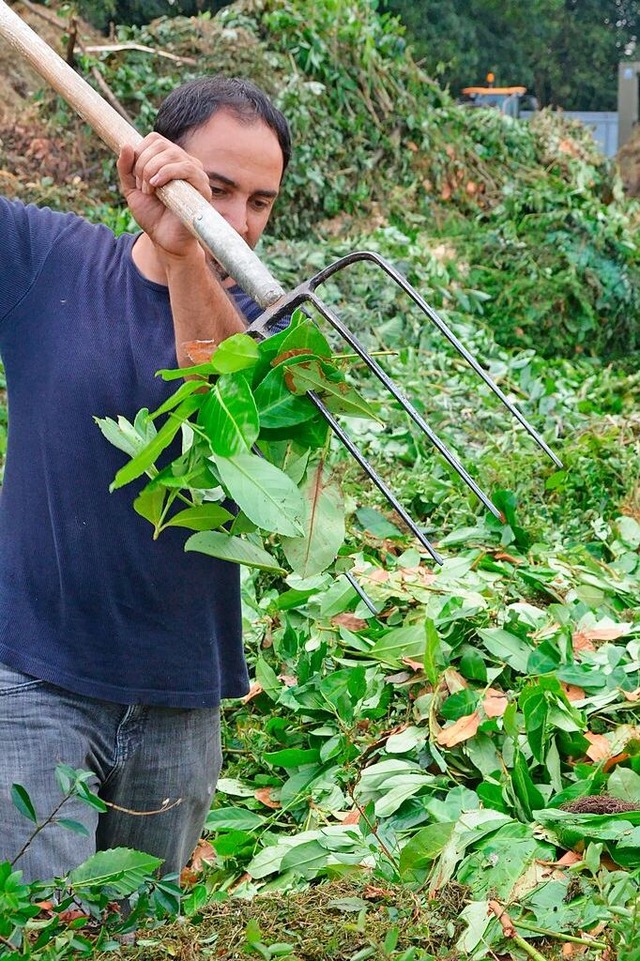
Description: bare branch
84,42,198,66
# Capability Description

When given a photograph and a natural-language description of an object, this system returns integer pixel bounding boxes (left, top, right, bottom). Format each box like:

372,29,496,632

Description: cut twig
104,796,182,816
488,901,548,961
514,918,608,951
17,0,197,65
83,42,198,66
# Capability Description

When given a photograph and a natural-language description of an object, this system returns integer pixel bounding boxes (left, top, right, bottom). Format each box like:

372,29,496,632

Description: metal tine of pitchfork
308,391,443,565
252,289,502,522
250,251,563,471
250,255,561,536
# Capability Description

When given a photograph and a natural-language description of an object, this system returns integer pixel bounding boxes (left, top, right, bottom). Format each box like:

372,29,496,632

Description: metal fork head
247,249,562,563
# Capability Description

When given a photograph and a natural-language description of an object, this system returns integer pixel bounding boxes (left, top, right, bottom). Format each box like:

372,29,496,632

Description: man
0,76,291,882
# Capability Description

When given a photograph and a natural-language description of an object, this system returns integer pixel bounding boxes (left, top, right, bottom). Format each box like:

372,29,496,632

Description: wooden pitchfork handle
0,0,285,309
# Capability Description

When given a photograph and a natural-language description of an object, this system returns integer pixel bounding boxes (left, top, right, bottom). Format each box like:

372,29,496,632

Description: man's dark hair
154,76,292,174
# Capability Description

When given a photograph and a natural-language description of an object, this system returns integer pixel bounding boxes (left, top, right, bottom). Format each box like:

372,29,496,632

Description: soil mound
0,3,100,124
0,3,106,194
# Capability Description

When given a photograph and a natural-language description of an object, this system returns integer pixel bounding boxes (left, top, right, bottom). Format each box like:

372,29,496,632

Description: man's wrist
158,240,208,270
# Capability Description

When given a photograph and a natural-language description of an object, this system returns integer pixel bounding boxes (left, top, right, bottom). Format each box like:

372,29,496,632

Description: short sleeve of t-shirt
0,199,76,323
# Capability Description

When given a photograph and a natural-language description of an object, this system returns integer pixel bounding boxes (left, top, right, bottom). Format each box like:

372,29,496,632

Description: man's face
182,109,284,252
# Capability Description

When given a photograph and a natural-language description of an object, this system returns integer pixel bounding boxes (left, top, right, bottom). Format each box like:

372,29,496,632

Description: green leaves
254,364,316,428
109,395,203,491
214,452,305,537
69,848,164,896
11,785,37,824
368,623,427,668
98,314,373,575
285,358,381,420
94,407,156,458
199,374,260,456
457,822,555,900
535,808,640,868
519,677,584,763
399,822,455,877
281,464,345,576
185,532,286,573
209,332,260,374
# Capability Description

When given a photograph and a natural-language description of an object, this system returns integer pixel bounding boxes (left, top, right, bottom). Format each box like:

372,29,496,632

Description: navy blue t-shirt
0,198,259,708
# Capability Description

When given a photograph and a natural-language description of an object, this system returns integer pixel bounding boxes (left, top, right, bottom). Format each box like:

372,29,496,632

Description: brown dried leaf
401,657,425,673
363,568,389,584
603,752,631,773
386,671,413,684
436,711,481,748
558,138,580,157
363,884,395,900
584,731,611,762
341,810,361,825
190,839,217,873
572,632,597,653
332,613,368,631
241,682,263,704
278,674,297,688
493,551,523,565
182,339,216,364
229,872,252,893
180,866,199,886
399,565,436,586
511,859,559,900
622,687,640,702
273,348,314,364
561,682,586,702
443,668,468,693
255,787,281,809
57,909,89,923
573,624,629,648
556,851,583,866
483,689,509,718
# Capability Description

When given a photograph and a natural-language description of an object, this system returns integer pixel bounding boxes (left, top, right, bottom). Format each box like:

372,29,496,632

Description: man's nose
221,198,248,239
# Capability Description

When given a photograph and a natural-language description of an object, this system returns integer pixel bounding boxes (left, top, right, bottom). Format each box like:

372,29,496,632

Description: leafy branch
96,311,380,577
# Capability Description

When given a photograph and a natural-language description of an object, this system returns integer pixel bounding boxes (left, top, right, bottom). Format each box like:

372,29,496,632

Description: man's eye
210,186,226,196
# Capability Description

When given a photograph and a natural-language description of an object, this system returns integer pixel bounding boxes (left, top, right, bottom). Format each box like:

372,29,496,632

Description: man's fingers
116,144,137,195
130,134,211,199
147,161,211,194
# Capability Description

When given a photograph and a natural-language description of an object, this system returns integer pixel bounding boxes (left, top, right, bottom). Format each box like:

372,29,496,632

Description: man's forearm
163,246,246,367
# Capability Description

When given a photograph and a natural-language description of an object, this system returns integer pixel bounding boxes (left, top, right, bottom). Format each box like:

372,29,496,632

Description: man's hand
117,133,211,258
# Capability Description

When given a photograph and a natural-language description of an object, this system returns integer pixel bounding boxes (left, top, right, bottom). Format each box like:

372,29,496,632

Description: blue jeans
0,663,222,883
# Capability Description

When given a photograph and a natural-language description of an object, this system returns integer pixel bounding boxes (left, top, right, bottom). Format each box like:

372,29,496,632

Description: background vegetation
1,0,640,958
60,0,640,109
381,0,640,110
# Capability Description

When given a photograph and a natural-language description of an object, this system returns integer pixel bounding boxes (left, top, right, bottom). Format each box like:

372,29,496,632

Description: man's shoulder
0,197,115,245
1,195,75,226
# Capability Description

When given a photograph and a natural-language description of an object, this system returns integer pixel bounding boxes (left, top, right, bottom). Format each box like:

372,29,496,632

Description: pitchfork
0,1,562,580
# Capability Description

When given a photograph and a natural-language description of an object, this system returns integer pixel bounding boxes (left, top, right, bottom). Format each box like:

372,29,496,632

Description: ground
0,2,107,193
